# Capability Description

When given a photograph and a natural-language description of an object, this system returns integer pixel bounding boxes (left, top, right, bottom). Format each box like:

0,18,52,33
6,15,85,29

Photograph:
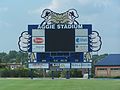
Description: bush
0,68,40,77
70,69,83,77
47,70,61,78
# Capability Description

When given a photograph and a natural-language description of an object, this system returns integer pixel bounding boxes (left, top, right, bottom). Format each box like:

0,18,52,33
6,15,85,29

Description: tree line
0,50,108,78
0,50,108,63
0,51,28,64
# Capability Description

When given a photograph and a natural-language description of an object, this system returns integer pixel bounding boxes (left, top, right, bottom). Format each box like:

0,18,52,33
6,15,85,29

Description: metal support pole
88,68,90,79
51,71,54,79
30,69,33,79
43,68,46,78
66,70,70,79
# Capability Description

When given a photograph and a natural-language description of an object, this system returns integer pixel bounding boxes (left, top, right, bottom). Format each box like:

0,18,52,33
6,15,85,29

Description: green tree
16,51,28,64
0,52,8,63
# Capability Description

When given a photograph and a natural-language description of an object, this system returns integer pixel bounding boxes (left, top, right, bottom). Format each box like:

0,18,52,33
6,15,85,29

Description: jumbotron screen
45,29,75,52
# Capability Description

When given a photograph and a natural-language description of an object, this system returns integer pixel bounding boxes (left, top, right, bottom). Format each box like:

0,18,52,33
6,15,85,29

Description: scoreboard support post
51,71,54,79
88,68,91,79
88,68,90,79
30,69,33,79
66,70,70,79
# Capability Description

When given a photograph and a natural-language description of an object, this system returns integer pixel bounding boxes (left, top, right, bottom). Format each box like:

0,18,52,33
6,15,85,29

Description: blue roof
95,54,120,66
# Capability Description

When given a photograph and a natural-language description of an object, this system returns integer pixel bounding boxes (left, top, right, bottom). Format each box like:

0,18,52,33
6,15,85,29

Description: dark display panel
45,29,75,52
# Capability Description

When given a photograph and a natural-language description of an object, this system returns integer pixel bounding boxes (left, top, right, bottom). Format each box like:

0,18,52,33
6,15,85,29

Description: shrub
0,68,39,77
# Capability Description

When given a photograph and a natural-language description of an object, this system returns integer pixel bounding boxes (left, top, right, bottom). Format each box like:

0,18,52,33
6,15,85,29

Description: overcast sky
0,0,120,54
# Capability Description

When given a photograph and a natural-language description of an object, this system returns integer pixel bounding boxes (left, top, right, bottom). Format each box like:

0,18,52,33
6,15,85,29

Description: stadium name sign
37,24,83,29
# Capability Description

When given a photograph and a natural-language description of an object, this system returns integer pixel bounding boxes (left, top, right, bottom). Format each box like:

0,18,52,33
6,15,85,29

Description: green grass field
0,78,120,90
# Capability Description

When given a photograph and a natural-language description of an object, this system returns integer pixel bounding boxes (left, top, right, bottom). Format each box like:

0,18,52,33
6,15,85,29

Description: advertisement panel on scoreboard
32,37,45,45
32,45,45,52
59,63,70,68
29,63,49,69
32,29,45,36
71,63,82,68
81,63,92,68
71,63,92,68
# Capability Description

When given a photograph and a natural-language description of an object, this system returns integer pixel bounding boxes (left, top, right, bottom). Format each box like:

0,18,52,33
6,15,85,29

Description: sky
0,0,120,54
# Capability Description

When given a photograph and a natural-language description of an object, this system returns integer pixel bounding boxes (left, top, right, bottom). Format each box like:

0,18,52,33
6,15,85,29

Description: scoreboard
18,8,102,79
26,24,93,70
28,24,92,53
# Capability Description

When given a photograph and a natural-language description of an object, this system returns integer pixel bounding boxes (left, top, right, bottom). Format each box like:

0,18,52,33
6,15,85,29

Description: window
110,68,120,70
97,68,107,70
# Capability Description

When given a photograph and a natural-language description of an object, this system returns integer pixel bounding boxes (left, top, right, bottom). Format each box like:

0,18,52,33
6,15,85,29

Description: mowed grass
0,78,120,90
